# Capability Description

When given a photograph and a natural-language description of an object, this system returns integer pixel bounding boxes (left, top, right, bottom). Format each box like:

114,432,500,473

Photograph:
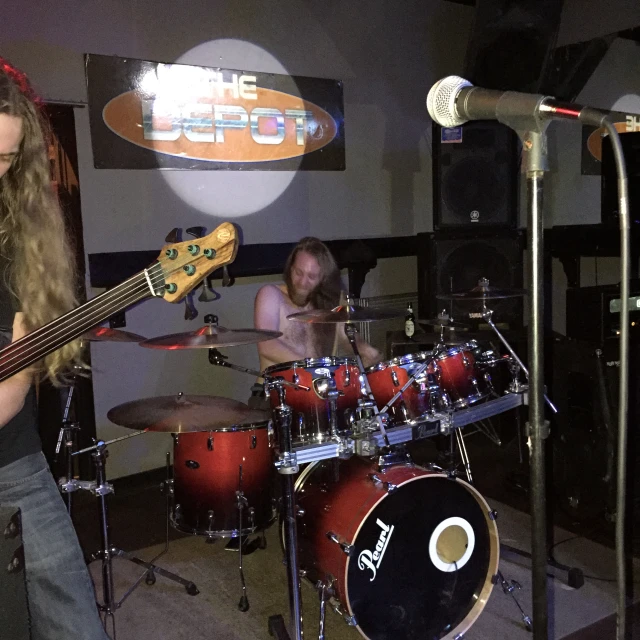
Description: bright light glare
159,40,300,218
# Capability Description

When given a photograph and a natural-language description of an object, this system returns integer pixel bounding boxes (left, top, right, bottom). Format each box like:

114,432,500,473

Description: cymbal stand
481,307,557,414
73,435,198,639
266,379,301,640
56,378,82,516
343,323,391,447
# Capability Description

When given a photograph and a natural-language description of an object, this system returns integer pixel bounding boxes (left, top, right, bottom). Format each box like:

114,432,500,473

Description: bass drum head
346,475,498,640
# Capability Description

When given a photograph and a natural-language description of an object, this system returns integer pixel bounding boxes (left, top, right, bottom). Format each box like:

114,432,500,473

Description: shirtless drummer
250,237,381,407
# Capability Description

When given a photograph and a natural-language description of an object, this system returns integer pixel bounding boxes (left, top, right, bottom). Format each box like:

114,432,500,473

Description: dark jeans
0,452,108,640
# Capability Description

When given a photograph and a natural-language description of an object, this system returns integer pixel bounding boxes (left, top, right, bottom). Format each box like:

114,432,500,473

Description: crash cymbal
287,303,403,324
107,394,269,433
140,324,282,349
436,278,527,301
81,327,147,343
417,317,469,330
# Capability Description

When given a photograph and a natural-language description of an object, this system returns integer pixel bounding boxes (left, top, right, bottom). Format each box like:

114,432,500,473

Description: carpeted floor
82,494,640,640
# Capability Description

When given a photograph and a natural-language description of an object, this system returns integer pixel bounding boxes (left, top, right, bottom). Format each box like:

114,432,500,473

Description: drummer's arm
336,326,381,369
0,313,34,429
254,285,305,364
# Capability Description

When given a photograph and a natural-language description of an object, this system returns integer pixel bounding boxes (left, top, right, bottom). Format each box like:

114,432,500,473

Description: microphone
426,75,611,129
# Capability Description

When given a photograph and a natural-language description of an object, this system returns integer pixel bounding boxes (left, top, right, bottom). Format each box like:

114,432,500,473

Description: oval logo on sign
102,86,338,163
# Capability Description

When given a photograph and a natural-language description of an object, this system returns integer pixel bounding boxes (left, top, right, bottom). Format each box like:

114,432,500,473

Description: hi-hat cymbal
81,327,147,343
417,317,469,330
107,394,269,433
140,325,282,349
436,278,527,301
287,303,403,324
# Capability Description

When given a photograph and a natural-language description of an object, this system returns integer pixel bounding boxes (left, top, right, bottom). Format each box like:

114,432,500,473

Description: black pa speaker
463,0,564,93
433,121,519,230
417,229,524,327
602,131,640,227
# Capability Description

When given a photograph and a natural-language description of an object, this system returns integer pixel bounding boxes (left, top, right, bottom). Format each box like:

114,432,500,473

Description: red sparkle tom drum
263,357,362,445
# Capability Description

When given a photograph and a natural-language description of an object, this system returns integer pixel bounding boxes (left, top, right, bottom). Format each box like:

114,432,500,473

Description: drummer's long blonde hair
0,58,82,383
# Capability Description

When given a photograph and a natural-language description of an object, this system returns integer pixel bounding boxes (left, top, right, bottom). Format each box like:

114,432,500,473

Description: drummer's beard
289,286,314,308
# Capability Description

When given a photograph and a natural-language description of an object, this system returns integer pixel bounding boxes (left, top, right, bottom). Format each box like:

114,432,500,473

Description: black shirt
0,262,40,468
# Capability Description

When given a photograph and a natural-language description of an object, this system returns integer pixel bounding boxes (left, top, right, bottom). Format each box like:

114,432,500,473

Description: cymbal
417,317,469,330
81,327,147,343
287,303,403,324
436,279,527,301
107,394,270,433
140,325,282,349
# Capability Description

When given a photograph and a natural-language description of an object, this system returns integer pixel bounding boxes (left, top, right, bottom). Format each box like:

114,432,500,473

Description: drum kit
59,279,543,640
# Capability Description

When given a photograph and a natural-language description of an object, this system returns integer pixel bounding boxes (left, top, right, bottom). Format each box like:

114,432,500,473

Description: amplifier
566,281,640,343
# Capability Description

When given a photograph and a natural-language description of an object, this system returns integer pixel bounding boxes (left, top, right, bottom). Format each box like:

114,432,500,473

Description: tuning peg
165,228,182,243
198,283,220,302
186,226,207,239
184,294,198,321
222,266,234,287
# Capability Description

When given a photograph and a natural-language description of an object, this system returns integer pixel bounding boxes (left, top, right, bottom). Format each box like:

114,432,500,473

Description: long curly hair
0,58,82,383
283,237,342,310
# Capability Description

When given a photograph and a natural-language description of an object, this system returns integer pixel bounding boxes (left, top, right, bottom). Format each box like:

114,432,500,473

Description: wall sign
86,54,345,170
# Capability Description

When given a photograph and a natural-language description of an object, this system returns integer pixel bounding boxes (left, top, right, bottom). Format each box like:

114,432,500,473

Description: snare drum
433,341,493,409
291,456,499,640
171,421,275,538
365,352,441,425
264,357,362,445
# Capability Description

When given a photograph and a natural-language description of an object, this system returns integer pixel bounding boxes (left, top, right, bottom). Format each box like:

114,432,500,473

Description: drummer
250,237,381,407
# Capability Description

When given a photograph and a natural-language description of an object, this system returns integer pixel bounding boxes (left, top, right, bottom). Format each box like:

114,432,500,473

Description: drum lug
344,366,351,387
369,473,398,493
391,369,400,387
250,435,257,449
489,509,498,521
296,507,305,518
326,531,354,556
207,434,214,451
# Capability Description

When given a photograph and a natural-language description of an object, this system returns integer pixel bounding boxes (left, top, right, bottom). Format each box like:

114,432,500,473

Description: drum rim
341,470,500,640
365,351,433,373
264,356,357,375
188,420,271,433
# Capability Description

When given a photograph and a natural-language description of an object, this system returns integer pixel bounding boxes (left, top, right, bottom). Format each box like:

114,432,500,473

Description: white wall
2,0,472,477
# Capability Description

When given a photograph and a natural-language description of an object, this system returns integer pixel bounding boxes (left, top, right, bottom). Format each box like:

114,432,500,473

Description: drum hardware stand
267,379,302,640
315,577,357,640
494,570,533,632
236,464,251,612
72,435,199,639
481,305,557,415
344,323,391,448
55,375,83,516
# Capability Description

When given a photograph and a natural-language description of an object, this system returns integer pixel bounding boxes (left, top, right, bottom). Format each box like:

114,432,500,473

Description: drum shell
172,423,274,536
294,456,500,640
365,352,437,423
264,357,362,443
434,344,491,408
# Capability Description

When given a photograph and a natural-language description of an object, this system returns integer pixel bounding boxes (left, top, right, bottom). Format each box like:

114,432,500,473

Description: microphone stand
517,124,550,640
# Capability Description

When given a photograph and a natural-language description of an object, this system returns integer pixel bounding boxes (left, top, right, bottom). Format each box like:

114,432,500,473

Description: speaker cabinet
602,131,640,227
417,229,524,327
433,121,519,230
463,0,564,93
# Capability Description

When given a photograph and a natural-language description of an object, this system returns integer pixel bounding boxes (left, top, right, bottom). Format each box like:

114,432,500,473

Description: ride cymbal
140,324,282,349
107,394,269,433
417,317,469,330
287,303,403,324
81,327,147,343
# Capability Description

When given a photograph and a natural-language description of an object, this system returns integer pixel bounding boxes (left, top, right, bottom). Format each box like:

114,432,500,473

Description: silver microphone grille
426,76,473,128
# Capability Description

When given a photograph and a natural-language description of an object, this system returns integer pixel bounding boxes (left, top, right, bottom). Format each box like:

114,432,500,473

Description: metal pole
523,127,549,640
